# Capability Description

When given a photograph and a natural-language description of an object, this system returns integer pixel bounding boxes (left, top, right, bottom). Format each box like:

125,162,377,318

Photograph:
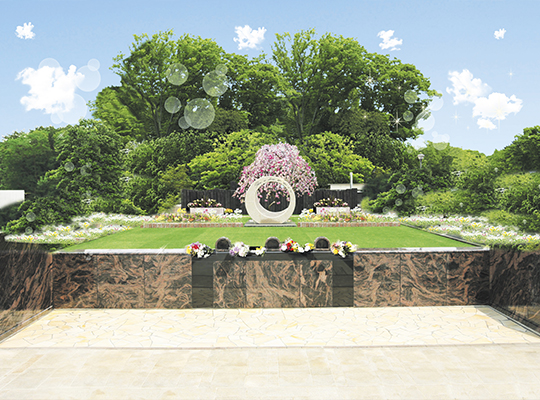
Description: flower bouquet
281,238,315,254
186,242,213,258
331,241,358,258
229,241,250,257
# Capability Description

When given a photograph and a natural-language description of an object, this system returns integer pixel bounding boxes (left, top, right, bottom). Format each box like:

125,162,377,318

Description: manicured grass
61,225,475,251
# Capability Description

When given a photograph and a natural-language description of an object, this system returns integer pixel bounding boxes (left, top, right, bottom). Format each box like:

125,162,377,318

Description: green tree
5,120,129,233
110,30,227,139
188,130,278,190
499,126,540,173
329,108,409,171
271,29,439,145
220,53,284,129
302,131,376,188
89,86,145,142
272,29,368,143
0,127,60,198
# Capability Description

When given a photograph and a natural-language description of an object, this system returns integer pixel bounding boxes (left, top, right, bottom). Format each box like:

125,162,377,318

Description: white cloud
494,28,506,40
447,69,523,130
473,92,523,121
16,65,84,114
16,22,35,39
233,25,266,50
477,118,497,130
446,69,491,105
377,30,402,51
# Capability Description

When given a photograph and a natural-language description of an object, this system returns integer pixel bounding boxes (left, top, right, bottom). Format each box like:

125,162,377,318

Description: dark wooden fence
181,188,360,215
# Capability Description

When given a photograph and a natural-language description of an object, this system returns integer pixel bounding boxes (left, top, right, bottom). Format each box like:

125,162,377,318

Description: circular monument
245,176,296,224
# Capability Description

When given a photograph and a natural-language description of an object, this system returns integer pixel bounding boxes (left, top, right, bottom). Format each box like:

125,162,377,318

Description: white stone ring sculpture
244,176,296,224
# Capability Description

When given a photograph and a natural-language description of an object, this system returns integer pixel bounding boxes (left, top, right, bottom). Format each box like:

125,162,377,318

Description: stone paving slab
1,306,540,399
1,306,538,349
1,345,540,399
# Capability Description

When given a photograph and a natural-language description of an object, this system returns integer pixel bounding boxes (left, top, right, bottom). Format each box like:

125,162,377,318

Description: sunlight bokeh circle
164,96,181,114
203,71,228,97
215,64,228,76
404,90,417,104
184,98,215,129
166,63,188,86
178,116,190,130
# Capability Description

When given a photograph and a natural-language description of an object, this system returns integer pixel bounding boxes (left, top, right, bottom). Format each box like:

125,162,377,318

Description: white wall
0,190,25,209
329,183,365,192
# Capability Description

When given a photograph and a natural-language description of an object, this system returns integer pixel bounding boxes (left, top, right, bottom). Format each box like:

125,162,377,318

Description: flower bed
143,222,243,228
396,214,540,250
298,221,399,227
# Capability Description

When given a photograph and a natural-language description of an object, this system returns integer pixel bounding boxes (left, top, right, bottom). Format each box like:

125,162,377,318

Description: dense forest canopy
1,29,539,235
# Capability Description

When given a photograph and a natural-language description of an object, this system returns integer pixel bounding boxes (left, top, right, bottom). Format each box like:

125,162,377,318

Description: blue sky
1,0,538,155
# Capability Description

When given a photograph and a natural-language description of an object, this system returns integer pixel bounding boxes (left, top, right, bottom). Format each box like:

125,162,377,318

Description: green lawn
61,225,476,251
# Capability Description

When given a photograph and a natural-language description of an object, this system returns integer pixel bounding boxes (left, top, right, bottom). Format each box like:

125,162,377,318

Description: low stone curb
142,222,243,228
297,222,400,227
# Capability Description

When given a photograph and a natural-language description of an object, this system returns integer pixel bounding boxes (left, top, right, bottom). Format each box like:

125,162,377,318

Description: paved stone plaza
1,306,540,399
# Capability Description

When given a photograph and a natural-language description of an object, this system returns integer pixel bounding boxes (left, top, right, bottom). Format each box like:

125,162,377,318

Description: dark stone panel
52,253,97,308
214,258,246,308
490,249,533,310
447,251,490,305
333,287,353,307
401,253,447,306
144,254,191,308
96,254,145,308
192,288,213,308
527,252,540,326
245,259,299,308
0,235,53,339
354,253,400,307
300,260,332,307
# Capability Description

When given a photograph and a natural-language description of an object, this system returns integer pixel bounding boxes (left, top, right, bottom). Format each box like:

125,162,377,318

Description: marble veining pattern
447,251,490,305
52,253,97,308
299,260,332,307
0,236,53,339
400,253,448,306
96,254,146,308
245,260,299,308
354,253,400,307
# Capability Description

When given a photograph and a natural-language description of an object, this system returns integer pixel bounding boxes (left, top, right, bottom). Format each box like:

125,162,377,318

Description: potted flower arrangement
187,197,224,215
313,197,350,215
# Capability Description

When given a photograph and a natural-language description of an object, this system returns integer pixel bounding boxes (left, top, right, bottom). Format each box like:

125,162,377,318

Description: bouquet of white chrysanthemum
230,242,250,257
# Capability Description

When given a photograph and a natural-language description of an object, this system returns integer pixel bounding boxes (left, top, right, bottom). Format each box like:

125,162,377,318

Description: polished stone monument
244,176,296,226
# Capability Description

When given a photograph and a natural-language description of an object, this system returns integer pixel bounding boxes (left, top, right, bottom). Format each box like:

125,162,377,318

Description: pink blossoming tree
233,143,318,203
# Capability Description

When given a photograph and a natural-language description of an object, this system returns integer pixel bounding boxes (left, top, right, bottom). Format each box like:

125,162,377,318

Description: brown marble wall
354,250,490,307
490,249,540,332
213,254,333,308
0,234,53,340
52,252,191,309
354,252,400,307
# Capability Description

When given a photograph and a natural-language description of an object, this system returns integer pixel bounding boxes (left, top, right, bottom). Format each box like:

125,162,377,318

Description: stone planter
189,207,224,215
316,206,350,214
